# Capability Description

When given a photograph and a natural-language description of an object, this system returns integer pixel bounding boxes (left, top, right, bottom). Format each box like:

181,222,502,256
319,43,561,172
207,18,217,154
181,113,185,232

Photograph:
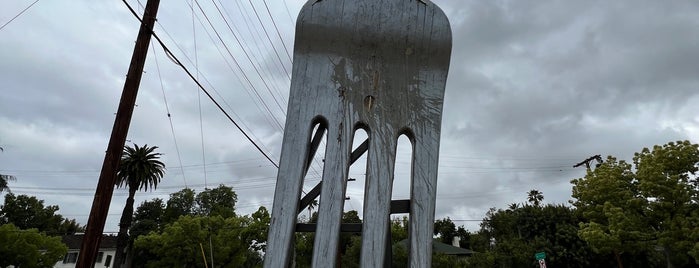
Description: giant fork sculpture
264,0,451,267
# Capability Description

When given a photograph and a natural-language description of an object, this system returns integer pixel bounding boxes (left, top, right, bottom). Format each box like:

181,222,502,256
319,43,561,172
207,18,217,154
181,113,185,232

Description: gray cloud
1,0,697,232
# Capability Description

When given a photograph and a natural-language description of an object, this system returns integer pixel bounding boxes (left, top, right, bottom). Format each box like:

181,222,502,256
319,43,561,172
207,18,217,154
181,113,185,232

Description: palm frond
116,143,166,192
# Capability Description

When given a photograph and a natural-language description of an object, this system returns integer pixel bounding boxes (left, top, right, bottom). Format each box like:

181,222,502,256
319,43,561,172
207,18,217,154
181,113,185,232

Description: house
397,238,476,256
54,234,118,268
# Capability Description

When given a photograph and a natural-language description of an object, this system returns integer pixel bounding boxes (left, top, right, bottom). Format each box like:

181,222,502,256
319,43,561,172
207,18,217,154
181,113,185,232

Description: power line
261,0,293,63
281,0,295,26
122,0,279,168
0,0,39,32
192,0,209,188
245,0,291,77
189,0,285,131
164,5,283,139
151,40,189,188
219,0,290,86
202,0,287,117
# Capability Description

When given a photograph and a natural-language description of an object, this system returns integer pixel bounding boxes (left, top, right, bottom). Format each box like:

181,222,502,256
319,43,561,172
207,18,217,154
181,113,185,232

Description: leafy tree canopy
572,140,699,267
468,192,607,268
195,184,238,218
0,193,83,235
164,188,196,223
133,206,270,268
0,223,68,268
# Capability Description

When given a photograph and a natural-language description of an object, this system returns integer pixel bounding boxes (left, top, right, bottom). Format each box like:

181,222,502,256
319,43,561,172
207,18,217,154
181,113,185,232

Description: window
96,251,104,263
105,255,113,267
63,252,78,263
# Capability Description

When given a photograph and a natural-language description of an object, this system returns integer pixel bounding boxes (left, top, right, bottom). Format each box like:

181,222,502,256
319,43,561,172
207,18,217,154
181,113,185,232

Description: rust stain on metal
364,95,375,111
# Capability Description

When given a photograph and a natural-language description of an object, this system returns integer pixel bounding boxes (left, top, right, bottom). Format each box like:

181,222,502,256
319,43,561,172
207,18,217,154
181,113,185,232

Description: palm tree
0,146,16,193
0,174,14,193
527,189,544,207
113,144,165,268
308,199,318,220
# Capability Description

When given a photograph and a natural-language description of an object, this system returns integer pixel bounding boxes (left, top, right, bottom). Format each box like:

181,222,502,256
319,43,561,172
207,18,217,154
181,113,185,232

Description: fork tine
360,131,398,267
409,133,440,267
312,120,354,266
265,118,314,267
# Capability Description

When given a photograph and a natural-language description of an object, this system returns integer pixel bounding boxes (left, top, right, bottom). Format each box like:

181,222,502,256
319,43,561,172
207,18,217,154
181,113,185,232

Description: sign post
535,252,546,268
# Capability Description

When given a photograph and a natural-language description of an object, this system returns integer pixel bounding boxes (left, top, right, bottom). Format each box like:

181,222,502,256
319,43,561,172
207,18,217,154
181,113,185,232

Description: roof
396,239,475,256
61,234,118,250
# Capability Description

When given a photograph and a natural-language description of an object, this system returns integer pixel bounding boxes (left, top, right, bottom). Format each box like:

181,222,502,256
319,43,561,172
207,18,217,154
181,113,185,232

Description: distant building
397,238,476,256
54,234,117,268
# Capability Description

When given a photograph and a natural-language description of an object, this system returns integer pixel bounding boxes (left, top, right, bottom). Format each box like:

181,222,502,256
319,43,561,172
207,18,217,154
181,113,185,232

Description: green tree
134,210,270,268
0,147,15,193
0,223,68,267
571,156,651,268
572,141,699,267
527,189,544,207
633,141,699,267
195,184,238,218
113,144,165,268
434,217,458,244
0,193,83,235
128,198,166,265
293,210,362,267
164,188,196,223
130,198,166,239
471,201,605,268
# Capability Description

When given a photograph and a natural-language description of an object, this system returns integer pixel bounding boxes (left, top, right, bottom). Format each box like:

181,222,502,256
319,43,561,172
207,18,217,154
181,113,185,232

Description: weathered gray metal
264,0,451,267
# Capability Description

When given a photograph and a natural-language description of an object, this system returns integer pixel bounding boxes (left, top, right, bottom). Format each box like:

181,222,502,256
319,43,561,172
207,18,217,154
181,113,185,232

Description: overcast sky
1,0,698,233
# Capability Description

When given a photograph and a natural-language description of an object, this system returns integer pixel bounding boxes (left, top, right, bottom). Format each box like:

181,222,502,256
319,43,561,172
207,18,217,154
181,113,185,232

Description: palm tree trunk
663,246,674,268
614,250,624,268
114,186,138,268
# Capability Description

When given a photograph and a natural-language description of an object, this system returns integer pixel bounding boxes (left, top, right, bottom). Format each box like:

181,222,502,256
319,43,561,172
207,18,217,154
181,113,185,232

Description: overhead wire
122,0,279,169
191,0,209,188
245,0,291,77
223,0,291,107
281,0,296,27
238,0,294,112
210,0,325,179
0,0,40,32
190,0,285,131
201,0,287,117
227,0,326,178
175,3,283,133
150,39,189,188
261,0,293,63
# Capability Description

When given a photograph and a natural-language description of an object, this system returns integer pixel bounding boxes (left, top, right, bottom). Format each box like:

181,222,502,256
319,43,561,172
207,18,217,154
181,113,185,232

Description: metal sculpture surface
265,0,451,267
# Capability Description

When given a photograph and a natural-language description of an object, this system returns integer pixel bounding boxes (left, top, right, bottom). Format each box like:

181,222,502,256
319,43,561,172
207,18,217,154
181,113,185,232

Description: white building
54,234,118,268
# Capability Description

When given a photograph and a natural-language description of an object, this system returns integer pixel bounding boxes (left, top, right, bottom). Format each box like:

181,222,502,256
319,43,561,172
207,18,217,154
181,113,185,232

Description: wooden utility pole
573,154,603,169
76,0,160,267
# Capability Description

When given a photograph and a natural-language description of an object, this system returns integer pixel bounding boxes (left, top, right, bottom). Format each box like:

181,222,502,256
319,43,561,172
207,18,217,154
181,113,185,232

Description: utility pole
76,0,160,267
573,154,603,170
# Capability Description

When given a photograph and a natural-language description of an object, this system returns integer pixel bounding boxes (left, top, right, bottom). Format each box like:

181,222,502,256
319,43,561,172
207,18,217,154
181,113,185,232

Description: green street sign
535,252,546,260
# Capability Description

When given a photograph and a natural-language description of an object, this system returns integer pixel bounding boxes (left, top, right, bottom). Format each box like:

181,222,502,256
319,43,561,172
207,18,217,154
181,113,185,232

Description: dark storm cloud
432,0,698,225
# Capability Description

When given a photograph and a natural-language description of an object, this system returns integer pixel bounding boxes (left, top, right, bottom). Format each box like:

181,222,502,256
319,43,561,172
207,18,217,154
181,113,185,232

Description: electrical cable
151,40,189,188
281,0,295,26
203,0,288,116
0,0,40,32
191,0,209,188
244,0,291,77
174,4,283,132
190,0,285,131
261,0,293,63
122,0,279,168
